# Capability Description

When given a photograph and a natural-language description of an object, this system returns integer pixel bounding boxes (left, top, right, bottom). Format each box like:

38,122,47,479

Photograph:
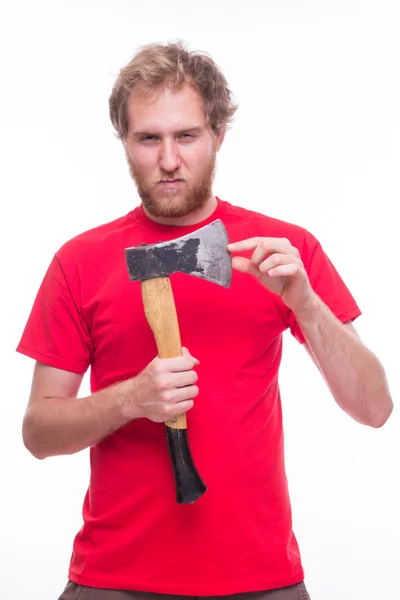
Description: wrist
292,291,324,325
116,376,143,423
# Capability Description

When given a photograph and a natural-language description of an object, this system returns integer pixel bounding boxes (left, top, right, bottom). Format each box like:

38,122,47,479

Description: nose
159,138,181,173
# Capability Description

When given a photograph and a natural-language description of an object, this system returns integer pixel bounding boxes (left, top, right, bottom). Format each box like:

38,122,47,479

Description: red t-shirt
17,198,361,594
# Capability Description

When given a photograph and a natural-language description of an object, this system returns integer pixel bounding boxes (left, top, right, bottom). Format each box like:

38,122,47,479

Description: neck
142,195,218,227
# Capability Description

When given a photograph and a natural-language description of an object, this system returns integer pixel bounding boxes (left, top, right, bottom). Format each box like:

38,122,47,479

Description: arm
228,236,393,428
22,362,136,459
297,297,393,428
23,351,199,460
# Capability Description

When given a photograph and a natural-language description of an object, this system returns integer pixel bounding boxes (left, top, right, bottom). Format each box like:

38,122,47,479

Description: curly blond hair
109,41,237,139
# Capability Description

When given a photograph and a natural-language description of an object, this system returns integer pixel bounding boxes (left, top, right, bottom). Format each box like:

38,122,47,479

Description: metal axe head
125,219,232,287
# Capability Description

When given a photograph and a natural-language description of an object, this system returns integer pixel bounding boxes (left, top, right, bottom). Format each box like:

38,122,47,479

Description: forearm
295,293,393,427
22,379,137,459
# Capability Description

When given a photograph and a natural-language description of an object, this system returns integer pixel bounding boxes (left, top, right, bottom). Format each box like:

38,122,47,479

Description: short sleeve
16,254,93,373
288,231,362,344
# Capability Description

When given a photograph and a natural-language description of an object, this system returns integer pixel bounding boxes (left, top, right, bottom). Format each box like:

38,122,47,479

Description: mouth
159,178,184,183
158,179,185,188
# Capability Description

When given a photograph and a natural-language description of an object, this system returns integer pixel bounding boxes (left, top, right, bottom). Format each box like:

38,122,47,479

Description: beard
126,153,216,219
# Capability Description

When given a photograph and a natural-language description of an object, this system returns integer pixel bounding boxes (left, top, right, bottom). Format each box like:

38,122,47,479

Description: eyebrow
132,126,204,138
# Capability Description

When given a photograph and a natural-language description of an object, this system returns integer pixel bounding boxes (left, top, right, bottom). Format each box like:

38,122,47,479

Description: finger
259,254,303,275
168,399,195,418
227,238,264,252
168,370,199,389
181,346,200,366
231,256,262,279
228,237,296,256
159,355,198,372
174,385,199,402
267,264,303,278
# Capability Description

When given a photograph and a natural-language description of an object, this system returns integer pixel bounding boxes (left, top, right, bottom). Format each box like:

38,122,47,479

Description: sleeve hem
16,343,89,374
295,305,362,345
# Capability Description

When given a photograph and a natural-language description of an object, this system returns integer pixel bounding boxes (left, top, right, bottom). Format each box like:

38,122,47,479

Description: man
17,42,392,600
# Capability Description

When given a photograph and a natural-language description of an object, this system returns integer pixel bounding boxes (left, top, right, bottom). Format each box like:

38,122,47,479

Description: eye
140,135,158,142
179,133,196,141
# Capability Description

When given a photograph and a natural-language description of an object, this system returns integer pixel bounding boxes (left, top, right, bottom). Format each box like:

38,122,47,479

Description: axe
125,219,232,504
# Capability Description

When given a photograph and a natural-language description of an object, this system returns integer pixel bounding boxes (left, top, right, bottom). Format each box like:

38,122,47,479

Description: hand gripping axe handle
125,219,232,504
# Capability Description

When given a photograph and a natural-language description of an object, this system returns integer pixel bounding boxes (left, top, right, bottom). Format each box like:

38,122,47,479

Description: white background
1,1,399,599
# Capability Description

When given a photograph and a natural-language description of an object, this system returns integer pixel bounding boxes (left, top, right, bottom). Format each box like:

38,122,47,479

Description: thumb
232,256,262,280
182,346,200,366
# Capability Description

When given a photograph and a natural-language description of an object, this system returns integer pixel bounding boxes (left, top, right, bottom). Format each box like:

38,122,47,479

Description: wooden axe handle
141,276,206,504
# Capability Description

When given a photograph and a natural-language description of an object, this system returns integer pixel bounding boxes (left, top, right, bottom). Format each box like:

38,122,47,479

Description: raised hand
228,237,315,314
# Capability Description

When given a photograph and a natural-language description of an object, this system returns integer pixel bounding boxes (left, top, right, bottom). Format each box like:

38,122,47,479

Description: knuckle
175,403,187,416
151,361,164,377
294,256,302,267
178,356,190,370
165,402,176,415
178,400,193,414
154,377,168,392
161,405,173,420
159,390,171,403
185,357,194,369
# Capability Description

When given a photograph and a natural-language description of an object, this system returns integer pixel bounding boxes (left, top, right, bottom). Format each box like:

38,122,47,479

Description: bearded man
17,41,392,600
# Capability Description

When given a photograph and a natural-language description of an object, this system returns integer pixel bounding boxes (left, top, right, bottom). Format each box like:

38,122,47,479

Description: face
123,83,224,220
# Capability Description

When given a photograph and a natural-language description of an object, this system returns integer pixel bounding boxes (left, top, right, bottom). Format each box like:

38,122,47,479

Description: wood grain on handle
141,277,187,430
140,275,206,504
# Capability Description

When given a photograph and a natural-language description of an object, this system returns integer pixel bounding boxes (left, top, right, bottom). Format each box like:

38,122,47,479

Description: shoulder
50,211,140,288
55,211,136,263
220,198,316,251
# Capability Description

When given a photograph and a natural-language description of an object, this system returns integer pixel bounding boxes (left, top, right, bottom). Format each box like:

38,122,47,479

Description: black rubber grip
165,426,207,504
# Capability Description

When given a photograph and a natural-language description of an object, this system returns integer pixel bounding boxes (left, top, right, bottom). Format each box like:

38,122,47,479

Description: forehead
126,83,207,133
